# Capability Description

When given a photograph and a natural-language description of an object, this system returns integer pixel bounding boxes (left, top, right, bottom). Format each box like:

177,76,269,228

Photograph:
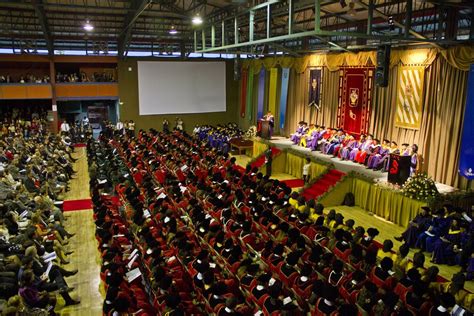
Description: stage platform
263,136,457,195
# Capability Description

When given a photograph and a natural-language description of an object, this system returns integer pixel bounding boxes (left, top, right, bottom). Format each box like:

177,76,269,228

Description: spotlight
339,0,347,8
83,20,94,32
192,14,203,25
169,26,178,35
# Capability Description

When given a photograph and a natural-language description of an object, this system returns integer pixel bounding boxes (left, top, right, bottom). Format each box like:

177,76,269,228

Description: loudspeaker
233,57,241,81
375,45,390,87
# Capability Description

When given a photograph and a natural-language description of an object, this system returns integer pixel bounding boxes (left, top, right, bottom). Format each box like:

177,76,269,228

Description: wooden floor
56,147,103,316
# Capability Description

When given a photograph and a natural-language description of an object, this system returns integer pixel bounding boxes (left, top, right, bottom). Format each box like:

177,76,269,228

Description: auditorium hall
0,0,473,315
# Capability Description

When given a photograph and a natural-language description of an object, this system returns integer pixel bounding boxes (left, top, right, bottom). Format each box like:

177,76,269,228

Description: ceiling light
339,0,347,8
192,14,203,25
169,26,178,35
83,20,94,32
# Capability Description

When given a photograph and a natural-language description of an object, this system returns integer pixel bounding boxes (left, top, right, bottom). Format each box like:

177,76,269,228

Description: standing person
265,148,273,177
263,111,275,139
60,120,70,136
116,120,124,135
303,157,311,184
175,117,183,131
163,119,170,133
128,120,135,137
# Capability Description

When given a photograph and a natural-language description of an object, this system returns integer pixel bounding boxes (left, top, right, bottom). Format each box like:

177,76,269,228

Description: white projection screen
137,61,226,115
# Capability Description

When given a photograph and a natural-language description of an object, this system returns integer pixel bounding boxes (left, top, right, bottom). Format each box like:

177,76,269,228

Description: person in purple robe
322,129,345,155
306,125,320,150
347,135,366,161
367,139,390,169
338,135,358,160
379,141,399,172
362,138,382,166
350,135,373,162
290,122,307,144
308,126,326,151
394,206,432,247
410,144,418,176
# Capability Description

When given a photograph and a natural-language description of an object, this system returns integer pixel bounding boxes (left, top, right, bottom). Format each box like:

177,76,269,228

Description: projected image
137,61,227,115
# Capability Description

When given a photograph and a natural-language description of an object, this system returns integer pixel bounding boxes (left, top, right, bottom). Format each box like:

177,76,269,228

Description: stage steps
302,169,346,201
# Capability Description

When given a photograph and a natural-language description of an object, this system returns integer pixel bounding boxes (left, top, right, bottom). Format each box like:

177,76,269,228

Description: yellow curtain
320,177,426,227
284,152,328,179
242,46,474,73
252,141,268,158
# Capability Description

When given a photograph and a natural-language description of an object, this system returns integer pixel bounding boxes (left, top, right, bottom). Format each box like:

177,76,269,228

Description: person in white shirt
303,157,311,183
116,120,124,134
60,121,70,135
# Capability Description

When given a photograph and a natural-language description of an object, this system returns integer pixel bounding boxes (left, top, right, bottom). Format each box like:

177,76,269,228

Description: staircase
302,169,345,201
250,147,282,169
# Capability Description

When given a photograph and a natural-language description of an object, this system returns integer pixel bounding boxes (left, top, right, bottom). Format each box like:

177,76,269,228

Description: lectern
388,154,411,185
259,120,271,140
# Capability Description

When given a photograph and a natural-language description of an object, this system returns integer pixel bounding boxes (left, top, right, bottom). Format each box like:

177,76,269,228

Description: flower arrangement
401,173,439,202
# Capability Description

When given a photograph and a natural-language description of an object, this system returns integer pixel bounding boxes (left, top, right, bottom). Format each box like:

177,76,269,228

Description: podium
259,120,271,140
388,154,411,185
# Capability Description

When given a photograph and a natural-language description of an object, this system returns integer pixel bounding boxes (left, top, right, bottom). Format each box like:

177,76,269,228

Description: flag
395,66,425,129
459,64,474,180
268,68,278,115
245,67,254,121
279,68,290,129
309,68,322,110
240,69,247,118
257,68,265,120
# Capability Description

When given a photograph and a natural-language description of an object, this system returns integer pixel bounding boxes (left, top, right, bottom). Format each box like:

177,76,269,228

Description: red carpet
281,179,305,188
74,143,87,148
302,169,345,201
250,147,282,169
63,198,93,211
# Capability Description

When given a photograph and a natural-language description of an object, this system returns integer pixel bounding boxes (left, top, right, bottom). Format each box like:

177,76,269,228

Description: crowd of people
193,123,244,154
0,106,49,139
88,128,472,315
290,122,419,175
56,72,115,83
0,128,80,314
0,74,50,84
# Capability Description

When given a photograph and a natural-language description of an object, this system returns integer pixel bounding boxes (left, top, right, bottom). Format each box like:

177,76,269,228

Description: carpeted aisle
63,198,93,212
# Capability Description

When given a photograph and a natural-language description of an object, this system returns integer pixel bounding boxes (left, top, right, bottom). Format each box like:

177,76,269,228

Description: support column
49,59,58,134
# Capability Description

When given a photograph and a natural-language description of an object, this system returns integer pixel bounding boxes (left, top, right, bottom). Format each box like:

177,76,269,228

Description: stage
262,136,457,195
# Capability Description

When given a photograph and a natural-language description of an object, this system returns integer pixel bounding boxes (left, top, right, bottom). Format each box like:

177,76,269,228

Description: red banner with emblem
337,67,374,136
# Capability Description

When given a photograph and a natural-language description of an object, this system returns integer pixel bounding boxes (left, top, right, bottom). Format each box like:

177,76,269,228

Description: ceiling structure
0,0,472,58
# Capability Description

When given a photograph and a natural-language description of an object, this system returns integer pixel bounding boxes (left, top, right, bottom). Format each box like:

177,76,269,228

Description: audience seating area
90,129,473,315
0,121,80,314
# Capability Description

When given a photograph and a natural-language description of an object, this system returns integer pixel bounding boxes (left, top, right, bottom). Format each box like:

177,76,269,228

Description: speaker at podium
388,154,411,185
258,120,271,140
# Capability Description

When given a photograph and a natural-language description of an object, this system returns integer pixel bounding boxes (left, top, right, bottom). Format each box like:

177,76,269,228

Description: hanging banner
337,67,374,135
395,65,425,130
308,68,322,110
257,69,265,120
268,68,278,115
245,67,254,121
240,69,248,118
279,68,290,129
459,64,474,180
